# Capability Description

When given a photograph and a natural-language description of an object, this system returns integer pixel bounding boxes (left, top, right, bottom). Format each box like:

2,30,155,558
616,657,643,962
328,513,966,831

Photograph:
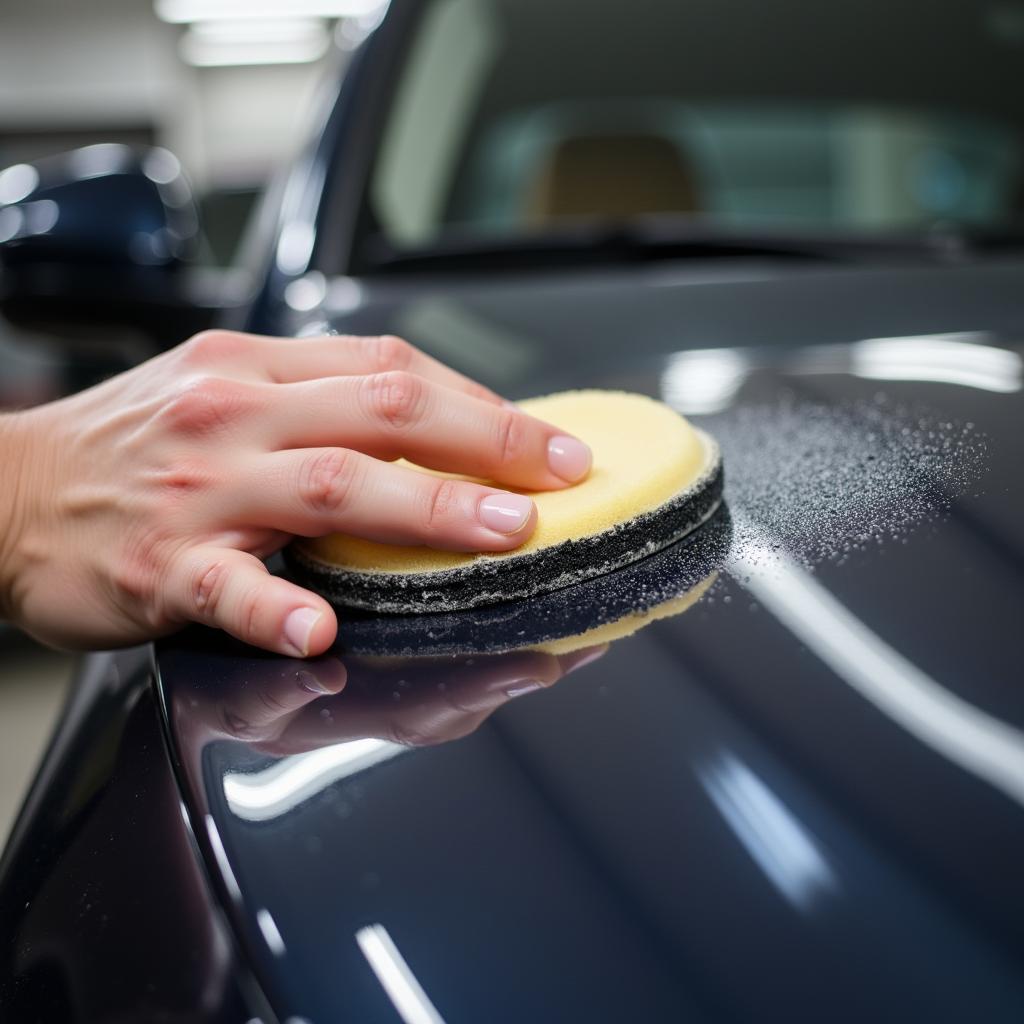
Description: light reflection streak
223,738,405,821
699,753,837,910
206,813,243,902
68,143,132,181
661,332,1021,415
0,163,39,205
256,907,287,957
734,547,1024,807
356,924,447,1024
851,333,1022,393
661,348,750,414
276,220,317,276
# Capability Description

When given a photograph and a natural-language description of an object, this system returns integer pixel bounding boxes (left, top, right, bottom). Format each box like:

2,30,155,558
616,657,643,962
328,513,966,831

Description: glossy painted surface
158,254,1024,1021
0,648,266,1023
0,145,211,345
5,2,1024,1019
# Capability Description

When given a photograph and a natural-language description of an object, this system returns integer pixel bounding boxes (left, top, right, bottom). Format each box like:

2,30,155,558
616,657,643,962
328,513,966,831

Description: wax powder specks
698,391,988,575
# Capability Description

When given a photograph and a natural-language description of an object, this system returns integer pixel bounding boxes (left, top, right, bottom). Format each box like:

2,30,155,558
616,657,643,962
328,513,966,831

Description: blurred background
0,0,373,844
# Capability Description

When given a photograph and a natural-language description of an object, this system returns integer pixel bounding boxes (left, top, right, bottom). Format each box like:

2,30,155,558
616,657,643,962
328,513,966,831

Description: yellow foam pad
299,389,708,574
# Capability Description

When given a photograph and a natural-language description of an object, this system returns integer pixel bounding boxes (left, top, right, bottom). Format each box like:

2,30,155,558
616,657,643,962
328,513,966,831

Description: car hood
160,258,1024,1023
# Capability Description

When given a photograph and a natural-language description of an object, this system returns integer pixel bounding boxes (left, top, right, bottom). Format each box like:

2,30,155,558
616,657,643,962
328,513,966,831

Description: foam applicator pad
288,390,722,613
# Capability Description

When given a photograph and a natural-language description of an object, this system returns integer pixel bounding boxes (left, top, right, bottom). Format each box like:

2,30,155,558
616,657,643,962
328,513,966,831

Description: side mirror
0,144,219,346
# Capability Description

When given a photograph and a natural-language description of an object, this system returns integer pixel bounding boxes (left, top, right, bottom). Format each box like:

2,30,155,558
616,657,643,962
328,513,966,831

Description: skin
0,330,592,657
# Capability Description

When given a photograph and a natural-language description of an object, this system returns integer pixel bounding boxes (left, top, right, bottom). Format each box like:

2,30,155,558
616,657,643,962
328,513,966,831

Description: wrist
0,409,40,622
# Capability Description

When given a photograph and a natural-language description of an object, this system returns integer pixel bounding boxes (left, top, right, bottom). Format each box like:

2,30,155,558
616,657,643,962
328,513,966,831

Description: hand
0,331,592,654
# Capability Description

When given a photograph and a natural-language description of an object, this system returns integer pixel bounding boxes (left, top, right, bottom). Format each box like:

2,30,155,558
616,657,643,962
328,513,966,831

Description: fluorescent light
223,739,405,821
699,753,836,911
356,924,447,1024
180,20,330,65
155,0,386,23
189,16,325,43
735,547,1024,808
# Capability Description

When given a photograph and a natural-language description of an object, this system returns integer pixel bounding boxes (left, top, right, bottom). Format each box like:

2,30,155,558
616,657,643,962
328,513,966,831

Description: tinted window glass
364,0,1024,252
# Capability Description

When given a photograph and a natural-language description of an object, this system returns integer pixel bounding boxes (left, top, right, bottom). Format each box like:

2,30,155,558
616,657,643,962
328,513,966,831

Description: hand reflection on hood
177,644,605,755
167,505,730,768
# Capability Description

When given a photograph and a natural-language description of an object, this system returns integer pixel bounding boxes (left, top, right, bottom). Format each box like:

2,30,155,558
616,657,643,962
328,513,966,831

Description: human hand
0,331,592,654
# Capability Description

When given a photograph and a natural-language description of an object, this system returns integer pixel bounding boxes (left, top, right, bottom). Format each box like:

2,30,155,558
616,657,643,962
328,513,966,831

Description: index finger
188,330,505,406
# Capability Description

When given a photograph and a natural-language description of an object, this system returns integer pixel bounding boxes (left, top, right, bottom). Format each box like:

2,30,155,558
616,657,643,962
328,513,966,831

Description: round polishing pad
288,390,722,612
334,505,732,657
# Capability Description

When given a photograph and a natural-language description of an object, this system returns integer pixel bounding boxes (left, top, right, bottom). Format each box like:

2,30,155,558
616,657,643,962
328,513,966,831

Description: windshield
357,0,1024,263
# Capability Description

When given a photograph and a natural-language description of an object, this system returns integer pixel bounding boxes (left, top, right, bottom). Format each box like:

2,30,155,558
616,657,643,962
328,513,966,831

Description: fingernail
478,492,534,534
548,435,592,483
296,669,333,695
283,607,321,657
505,679,545,698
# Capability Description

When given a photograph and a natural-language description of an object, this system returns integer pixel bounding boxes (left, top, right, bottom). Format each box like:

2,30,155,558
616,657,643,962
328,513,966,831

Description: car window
362,0,1024,257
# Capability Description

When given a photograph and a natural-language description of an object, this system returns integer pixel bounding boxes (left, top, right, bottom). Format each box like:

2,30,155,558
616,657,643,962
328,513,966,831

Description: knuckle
193,558,230,616
423,478,462,532
385,720,436,748
367,334,414,372
160,376,254,436
239,586,267,645
494,408,529,466
468,381,499,404
154,455,211,495
362,371,428,431
112,528,174,614
300,448,360,514
181,329,247,365
112,553,156,609
219,708,259,740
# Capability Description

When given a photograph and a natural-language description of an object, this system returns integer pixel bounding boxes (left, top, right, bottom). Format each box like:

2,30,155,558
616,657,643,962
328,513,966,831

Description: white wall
0,0,335,189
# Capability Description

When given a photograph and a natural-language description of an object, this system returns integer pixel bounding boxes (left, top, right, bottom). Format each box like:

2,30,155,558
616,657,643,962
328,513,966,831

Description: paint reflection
219,645,604,821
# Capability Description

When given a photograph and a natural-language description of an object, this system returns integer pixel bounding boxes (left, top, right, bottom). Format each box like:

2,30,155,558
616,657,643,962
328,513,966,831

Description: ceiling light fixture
179,18,331,66
155,0,386,24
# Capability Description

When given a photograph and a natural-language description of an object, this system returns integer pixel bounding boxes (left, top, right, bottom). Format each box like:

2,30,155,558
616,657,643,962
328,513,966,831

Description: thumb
167,545,336,656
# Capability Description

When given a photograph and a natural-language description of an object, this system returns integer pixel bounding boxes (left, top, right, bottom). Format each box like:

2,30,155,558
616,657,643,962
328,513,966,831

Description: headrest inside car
525,133,701,225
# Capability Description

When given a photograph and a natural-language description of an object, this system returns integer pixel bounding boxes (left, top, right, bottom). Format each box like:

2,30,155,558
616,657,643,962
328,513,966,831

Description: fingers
264,373,592,491
174,331,592,490
166,545,337,656
231,447,539,551
182,330,504,406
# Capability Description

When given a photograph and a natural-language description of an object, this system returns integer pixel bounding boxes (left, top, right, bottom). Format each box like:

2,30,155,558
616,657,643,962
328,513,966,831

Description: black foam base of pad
287,442,722,614
334,504,732,657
